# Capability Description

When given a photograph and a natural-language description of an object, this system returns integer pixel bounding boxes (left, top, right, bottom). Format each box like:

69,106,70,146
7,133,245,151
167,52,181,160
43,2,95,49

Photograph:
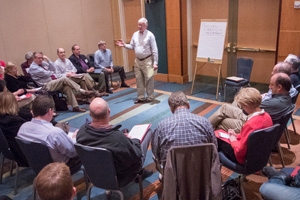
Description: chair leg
109,73,113,90
86,184,93,200
268,157,273,166
277,141,285,168
115,190,124,200
284,128,291,149
137,174,143,200
239,176,246,200
13,163,19,195
224,85,227,101
9,160,14,176
291,117,297,134
0,154,4,184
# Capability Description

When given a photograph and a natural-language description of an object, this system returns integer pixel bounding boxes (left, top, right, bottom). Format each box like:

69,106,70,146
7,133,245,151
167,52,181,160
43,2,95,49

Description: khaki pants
134,56,155,101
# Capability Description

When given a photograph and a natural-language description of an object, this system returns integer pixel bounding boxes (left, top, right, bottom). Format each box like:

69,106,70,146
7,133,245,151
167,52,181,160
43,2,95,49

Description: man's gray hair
168,91,189,109
138,17,148,25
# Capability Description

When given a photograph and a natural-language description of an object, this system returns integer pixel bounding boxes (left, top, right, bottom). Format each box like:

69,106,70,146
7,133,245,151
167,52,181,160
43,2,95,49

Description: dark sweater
76,124,143,180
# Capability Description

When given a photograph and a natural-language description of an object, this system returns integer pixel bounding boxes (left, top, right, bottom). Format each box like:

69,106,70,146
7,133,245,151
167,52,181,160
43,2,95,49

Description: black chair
224,57,253,100
290,84,300,134
218,124,280,200
15,137,53,175
0,129,20,194
74,143,143,200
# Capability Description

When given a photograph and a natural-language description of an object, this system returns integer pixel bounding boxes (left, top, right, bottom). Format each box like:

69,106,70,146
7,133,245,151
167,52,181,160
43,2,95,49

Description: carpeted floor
1,77,300,200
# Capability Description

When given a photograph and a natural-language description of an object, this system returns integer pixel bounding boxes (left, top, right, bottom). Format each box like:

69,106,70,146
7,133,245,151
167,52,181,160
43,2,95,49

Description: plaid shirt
151,108,217,163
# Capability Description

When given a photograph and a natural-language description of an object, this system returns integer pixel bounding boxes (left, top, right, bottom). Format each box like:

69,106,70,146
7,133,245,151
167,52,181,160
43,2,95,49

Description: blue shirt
17,118,77,163
94,48,113,72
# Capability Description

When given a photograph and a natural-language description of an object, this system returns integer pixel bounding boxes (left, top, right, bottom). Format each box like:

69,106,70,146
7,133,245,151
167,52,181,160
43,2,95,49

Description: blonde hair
4,62,17,74
234,87,261,109
0,91,19,115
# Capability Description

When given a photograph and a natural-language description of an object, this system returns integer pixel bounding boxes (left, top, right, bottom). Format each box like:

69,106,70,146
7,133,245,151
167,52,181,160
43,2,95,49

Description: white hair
138,17,148,25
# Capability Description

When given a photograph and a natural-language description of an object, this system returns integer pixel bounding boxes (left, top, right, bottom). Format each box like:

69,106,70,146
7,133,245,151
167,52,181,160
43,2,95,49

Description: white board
196,19,227,64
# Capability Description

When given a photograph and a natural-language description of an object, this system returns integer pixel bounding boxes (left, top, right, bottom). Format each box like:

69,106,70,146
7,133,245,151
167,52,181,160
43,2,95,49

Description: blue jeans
259,168,300,200
259,182,300,200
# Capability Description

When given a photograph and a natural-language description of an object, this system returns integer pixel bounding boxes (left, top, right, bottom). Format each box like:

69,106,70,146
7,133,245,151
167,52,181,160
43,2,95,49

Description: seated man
34,162,76,200
290,58,300,87
20,52,34,77
17,95,81,173
151,91,218,168
54,48,102,97
29,51,93,112
260,166,300,200
69,44,108,96
209,68,293,132
76,97,153,181
94,41,130,92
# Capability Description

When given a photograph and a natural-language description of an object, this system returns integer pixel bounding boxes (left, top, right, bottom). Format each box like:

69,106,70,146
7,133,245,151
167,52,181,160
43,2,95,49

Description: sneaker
262,166,279,178
106,89,113,94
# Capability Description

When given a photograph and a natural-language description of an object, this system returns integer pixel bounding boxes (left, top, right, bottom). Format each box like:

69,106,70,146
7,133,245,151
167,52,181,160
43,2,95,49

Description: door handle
226,43,231,53
232,43,237,53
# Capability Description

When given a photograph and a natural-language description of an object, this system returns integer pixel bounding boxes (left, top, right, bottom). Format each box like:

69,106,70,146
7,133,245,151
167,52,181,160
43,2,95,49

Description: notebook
129,124,151,142
226,76,245,82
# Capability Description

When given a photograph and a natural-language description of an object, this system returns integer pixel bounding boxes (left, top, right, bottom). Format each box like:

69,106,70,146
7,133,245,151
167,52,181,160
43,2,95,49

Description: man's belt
137,54,152,61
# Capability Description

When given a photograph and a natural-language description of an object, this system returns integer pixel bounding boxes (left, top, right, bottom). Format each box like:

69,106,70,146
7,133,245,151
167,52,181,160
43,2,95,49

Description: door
191,0,281,84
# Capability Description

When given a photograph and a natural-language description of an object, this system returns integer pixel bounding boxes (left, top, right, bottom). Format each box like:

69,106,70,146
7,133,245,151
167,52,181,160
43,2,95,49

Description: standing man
94,41,130,90
69,44,108,96
116,17,158,104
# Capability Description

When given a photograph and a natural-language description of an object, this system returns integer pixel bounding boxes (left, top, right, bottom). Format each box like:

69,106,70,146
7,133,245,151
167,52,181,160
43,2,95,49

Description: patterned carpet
1,78,300,200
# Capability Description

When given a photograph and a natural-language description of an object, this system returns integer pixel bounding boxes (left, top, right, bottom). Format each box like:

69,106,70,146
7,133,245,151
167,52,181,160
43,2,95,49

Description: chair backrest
74,143,119,190
243,124,281,174
0,128,16,161
86,54,95,66
162,143,222,200
15,137,53,174
274,104,295,143
292,84,300,104
236,57,253,81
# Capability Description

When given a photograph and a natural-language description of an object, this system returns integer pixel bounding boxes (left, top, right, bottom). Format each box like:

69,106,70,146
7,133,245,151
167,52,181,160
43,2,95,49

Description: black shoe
262,166,279,178
106,89,113,94
145,99,153,103
135,169,153,182
120,83,130,88
134,98,145,104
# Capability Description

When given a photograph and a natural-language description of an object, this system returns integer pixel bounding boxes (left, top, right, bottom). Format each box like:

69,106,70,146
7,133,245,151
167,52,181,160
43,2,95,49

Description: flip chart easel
191,19,227,100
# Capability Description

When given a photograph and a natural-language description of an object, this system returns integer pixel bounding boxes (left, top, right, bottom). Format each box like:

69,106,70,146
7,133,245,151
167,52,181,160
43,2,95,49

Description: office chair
224,57,253,101
74,143,143,200
218,124,280,200
162,143,222,200
0,129,20,194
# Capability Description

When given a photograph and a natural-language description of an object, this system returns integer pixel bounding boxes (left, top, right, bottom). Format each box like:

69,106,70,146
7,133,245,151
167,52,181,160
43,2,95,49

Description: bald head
271,62,291,76
269,72,291,94
89,98,110,121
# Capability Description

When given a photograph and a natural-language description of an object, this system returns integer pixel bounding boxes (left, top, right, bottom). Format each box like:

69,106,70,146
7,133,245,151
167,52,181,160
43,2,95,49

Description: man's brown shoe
73,107,86,112
84,90,95,98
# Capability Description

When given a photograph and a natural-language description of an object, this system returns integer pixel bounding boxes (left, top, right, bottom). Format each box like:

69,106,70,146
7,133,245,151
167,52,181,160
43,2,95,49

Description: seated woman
216,87,273,164
4,62,37,108
0,91,29,167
